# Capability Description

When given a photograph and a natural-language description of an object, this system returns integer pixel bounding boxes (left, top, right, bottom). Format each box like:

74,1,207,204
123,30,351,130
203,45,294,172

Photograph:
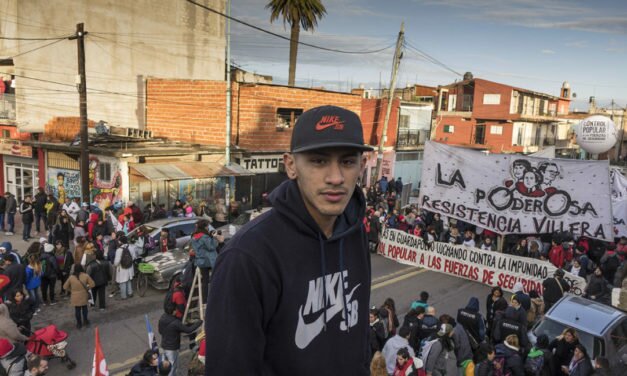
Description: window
98,162,112,181
276,108,303,128
461,94,473,111
517,127,523,145
510,91,520,114
611,319,627,350
490,125,503,135
483,94,501,105
444,125,454,133
1,130,9,138
399,114,410,129
448,94,457,111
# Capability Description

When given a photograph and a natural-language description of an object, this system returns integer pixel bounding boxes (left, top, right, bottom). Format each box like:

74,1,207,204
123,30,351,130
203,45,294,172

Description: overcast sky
230,0,627,110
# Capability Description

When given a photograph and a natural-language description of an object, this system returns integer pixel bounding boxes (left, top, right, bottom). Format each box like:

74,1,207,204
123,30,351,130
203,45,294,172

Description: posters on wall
610,168,627,238
379,228,587,295
419,141,613,240
46,168,81,202
89,155,123,209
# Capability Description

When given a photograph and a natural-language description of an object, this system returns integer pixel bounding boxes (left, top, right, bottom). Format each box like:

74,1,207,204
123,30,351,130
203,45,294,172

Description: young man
205,105,373,375
4,192,16,236
20,195,35,241
158,303,202,376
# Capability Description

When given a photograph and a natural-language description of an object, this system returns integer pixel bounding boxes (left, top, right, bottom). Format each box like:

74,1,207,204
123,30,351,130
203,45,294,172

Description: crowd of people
368,288,611,375
363,177,625,375
0,189,223,375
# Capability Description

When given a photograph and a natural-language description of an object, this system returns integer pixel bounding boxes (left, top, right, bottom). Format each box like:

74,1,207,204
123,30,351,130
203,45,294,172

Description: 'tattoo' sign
576,115,618,154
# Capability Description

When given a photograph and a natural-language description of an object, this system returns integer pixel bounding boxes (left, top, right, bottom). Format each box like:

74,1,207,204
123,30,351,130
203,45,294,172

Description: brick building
432,74,572,153
146,79,363,207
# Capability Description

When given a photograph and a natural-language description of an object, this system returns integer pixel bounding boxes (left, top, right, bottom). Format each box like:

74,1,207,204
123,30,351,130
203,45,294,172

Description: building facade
432,75,571,154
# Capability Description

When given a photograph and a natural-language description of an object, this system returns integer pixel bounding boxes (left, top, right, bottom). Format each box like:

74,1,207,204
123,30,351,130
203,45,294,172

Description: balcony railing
0,94,16,120
397,129,428,148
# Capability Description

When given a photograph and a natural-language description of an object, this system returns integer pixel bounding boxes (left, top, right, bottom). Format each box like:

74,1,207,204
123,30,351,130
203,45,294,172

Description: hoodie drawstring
318,234,327,332
339,238,350,333
319,235,350,333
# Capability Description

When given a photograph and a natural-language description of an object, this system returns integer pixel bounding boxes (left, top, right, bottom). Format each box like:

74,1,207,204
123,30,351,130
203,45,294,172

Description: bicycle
136,262,155,297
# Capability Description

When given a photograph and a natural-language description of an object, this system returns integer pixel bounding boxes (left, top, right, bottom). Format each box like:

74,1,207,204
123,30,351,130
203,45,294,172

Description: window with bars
276,108,303,128
99,162,112,181
444,125,454,133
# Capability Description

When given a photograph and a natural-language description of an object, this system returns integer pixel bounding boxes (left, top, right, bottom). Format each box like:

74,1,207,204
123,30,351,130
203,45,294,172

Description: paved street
30,253,495,376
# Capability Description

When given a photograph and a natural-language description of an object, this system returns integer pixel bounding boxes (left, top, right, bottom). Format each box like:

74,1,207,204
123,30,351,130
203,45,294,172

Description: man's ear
283,153,297,180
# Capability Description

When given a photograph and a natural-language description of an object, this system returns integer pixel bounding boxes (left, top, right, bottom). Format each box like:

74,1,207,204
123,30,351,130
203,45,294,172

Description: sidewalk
0,211,43,253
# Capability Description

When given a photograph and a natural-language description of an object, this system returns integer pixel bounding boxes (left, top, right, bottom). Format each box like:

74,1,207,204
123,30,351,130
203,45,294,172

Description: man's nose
325,161,345,185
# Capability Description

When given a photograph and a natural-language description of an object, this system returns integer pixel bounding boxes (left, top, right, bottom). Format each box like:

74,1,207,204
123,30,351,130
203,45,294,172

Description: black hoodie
205,179,371,375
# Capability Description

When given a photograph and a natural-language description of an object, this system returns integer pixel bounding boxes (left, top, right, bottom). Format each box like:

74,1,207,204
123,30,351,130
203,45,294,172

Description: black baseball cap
290,105,374,153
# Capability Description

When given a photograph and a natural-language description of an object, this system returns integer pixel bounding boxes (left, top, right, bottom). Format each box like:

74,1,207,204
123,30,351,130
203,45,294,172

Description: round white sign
576,115,618,154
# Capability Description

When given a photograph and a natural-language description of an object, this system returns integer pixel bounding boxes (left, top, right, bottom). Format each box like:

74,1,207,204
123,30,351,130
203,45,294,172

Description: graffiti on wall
47,168,81,202
89,155,122,210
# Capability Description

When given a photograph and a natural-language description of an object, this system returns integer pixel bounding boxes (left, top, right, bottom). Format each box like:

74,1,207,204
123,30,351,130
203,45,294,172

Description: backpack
163,288,176,314
604,253,620,273
41,255,56,279
120,246,133,269
0,355,25,376
419,337,438,364
524,349,545,376
493,348,513,376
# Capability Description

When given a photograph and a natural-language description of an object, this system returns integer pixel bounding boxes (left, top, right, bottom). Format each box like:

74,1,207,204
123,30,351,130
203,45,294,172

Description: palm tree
266,0,326,87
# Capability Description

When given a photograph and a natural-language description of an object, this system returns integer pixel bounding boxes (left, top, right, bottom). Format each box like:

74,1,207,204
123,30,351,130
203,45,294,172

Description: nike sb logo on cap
315,115,345,131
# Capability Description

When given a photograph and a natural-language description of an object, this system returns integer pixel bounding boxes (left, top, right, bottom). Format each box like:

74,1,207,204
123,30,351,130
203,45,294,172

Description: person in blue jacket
205,105,373,375
190,219,216,301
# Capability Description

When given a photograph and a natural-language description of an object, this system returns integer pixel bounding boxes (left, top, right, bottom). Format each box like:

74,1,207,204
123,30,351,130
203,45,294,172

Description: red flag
92,327,109,376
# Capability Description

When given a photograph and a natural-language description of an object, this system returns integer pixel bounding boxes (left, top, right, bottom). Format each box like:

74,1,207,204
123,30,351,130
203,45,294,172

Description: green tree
266,0,326,87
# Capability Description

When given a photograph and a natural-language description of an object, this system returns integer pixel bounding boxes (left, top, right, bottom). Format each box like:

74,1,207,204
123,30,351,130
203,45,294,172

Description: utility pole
225,0,231,166
373,22,404,182
70,23,90,204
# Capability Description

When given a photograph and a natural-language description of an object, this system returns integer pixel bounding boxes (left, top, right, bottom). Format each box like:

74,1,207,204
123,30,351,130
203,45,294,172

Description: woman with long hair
486,286,508,338
25,254,42,313
6,289,35,336
370,351,387,376
62,264,95,329
563,343,593,376
381,297,400,339
549,327,579,372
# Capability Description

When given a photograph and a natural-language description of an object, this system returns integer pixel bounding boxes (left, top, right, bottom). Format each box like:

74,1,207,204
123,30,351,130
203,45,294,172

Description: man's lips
321,191,346,202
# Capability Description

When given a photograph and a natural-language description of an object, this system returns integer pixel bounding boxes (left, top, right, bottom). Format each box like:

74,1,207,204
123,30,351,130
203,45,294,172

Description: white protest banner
611,168,627,237
378,228,587,295
419,141,613,240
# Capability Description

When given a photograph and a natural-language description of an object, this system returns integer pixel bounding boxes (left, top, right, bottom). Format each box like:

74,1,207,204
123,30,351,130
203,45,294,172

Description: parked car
126,217,199,253
529,294,627,372
215,207,271,242
142,208,272,290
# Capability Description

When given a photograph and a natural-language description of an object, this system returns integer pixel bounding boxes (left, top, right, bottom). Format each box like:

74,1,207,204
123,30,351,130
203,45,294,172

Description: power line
4,38,65,60
0,35,71,41
186,0,395,55
403,39,461,77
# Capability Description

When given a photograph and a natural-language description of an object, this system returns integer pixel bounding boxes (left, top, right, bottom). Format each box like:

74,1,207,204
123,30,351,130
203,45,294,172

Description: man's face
513,164,526,179
34,359,49,375
396,355,406,366
544,165,559,182
285,148,365,224
25,196,31,203
369,313,376,323
57,175,64,185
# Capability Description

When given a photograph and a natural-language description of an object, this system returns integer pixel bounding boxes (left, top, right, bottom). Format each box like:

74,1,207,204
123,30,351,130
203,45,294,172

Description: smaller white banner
378,228,587,295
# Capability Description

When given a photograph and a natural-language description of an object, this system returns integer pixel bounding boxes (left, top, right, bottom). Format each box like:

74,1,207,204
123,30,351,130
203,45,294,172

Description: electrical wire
403,39,461,77
3,38,66,60
186,0,395,55
0,35,71,41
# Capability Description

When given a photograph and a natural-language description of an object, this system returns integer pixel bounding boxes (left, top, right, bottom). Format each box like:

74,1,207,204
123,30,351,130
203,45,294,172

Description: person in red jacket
549,239,565,268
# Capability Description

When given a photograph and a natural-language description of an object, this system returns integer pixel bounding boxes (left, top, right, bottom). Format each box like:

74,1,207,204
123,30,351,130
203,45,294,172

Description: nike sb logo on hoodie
295,270,361,349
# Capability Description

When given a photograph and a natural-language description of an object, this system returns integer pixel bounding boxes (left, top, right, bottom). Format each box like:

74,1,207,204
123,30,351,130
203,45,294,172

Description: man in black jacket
34,187,47,233
0,193,6,232
0,253,25,300
4,192,16,236
86,251,111,311
20,195,34,241
542,269,571,311
158,304,202,376
205,106,373,375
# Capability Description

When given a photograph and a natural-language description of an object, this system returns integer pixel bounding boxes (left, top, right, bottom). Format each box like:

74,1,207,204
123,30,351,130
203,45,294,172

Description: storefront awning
130,162,253,181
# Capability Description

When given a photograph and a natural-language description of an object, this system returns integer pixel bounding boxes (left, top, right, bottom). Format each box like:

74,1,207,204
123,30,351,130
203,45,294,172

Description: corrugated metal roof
130,162,253,181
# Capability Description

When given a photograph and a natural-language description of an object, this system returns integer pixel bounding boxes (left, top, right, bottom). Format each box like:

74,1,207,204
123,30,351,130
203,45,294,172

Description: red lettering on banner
482,270,495,284
419,254,425,265
444,260,479,280
386,245,417,263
